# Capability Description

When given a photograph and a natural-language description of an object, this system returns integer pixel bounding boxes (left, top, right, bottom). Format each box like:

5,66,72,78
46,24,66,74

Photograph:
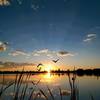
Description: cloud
36,49,49,54
83,38,92,42
8,50,30,56
87,33,96,38
0,41,8,52
57,51,74,57
0,0,10,6
31,4,40,11
33,53,40,56
17,0,22,5
46,54,53,58
33,49,51,57
83,33,97,43
33,49,57,57
32,49,75,58
7,47,76,59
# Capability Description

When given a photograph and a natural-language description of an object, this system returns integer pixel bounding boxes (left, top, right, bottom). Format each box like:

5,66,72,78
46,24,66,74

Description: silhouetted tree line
76,68,100,76
0,71,47,74
51,68,100,76
0,68,100,76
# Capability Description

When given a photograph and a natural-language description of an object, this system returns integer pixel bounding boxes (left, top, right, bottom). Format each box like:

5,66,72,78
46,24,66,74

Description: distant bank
0,68,100,76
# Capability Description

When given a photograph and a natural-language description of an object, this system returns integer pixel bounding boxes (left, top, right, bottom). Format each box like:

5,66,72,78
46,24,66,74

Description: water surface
0,73,100,100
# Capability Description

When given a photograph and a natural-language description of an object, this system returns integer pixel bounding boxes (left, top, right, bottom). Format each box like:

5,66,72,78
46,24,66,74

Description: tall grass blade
22,83,28,100
39,88,48,100
59,87,62,100
28,89,35,100
90,94,95,100
47,86,55,100
0,82,14,97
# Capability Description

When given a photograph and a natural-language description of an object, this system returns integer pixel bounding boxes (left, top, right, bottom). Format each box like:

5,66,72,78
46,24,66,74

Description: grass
47,86,55,100
90,93,95,100
0,69,96,100
67,67,78,100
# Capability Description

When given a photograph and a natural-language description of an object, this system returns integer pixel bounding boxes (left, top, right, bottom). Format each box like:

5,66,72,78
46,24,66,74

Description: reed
39,88,48,100
0,74,14,98
13,73,24,100
28,89,35,100
90,93,95,100
59,87,62,100
33,92,41,100
67,67,78,100
47,85,55,100
0,81,14,97
0,68,96,100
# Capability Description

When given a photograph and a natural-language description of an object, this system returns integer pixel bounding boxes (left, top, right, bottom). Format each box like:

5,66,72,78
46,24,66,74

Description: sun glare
45,64,52,73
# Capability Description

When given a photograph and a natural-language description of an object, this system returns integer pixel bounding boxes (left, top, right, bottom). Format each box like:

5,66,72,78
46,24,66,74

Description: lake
0,73,100,100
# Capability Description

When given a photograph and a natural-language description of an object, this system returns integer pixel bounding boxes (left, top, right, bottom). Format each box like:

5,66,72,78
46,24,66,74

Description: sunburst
45,64,52,73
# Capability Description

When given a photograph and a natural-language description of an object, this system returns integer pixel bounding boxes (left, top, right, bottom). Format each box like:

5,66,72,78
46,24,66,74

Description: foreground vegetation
0,68,97,100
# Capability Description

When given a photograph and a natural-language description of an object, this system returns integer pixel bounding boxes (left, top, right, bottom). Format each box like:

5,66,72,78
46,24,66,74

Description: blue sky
0,0,100,68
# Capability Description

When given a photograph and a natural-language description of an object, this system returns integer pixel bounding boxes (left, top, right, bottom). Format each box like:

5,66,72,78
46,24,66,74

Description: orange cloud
0,41,8,52
0,0,10,6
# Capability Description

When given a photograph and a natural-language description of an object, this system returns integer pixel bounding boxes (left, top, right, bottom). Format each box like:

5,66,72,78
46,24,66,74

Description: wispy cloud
83,33,97,43
17,0,22,5
83,38,92,42
0,0,10,6
33,49,55,58
87,33,96,38
32,49,75,58
36,49,49,54
0,41,8,52
31,4,40,11
8,50,30,56
57,51,74,57
9,48,75,59
33,53,40,56
46,54,54,58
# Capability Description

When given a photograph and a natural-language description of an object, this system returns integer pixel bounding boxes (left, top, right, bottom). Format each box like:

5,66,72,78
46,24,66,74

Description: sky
0,0,100,68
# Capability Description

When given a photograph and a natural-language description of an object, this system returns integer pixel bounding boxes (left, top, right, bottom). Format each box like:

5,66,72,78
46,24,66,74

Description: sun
45,64,52,73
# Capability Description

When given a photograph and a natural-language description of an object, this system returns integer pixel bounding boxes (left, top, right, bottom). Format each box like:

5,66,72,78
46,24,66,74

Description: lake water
0,73,100,100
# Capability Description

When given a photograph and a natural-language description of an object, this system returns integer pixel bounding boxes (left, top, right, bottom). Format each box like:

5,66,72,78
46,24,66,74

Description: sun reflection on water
42,72,53,83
